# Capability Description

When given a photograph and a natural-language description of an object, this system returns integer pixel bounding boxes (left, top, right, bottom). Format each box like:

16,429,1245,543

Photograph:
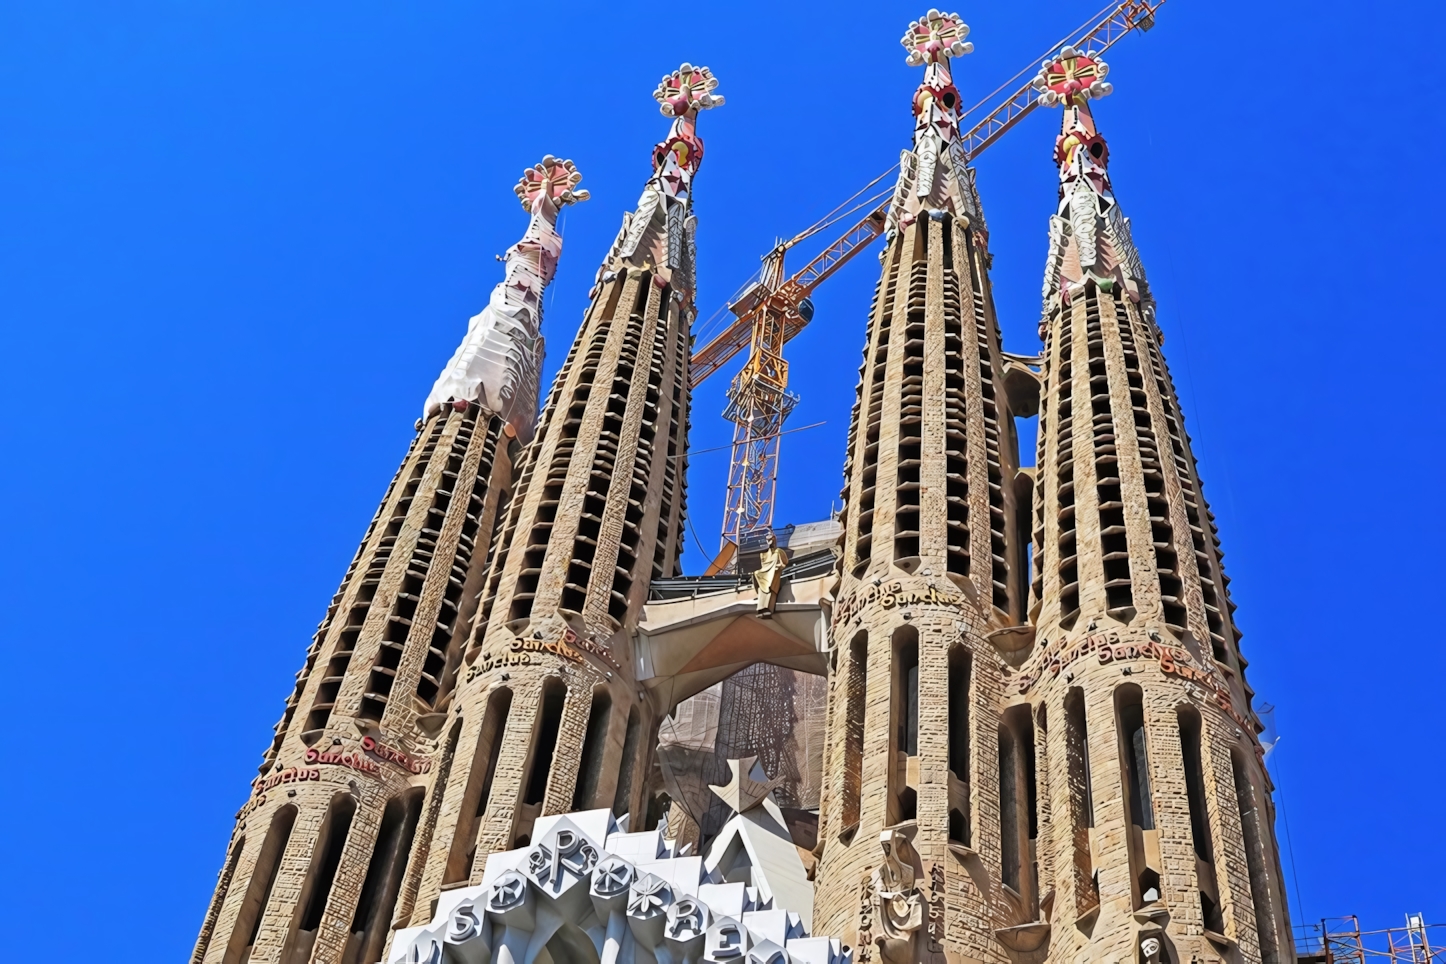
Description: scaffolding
653,540,838,850
1297,916,1444,964
656,657,828,850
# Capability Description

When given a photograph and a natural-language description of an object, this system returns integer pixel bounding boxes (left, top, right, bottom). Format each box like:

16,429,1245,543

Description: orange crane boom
689,206,890,387
697,0,1164,561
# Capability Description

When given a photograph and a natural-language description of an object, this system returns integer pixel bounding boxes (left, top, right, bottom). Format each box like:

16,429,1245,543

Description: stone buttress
1015,48,1294,964
398,65,722,931
191,158,587,964
812,13,1032,964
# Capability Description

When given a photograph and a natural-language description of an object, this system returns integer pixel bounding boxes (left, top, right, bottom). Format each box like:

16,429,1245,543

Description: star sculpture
488,871,528,911
628,875,671,918
708,756,783,815
593,857,635,897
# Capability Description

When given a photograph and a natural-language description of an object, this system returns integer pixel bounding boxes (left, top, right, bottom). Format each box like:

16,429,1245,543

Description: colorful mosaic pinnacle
884,9,982,237
900,9,973,65
1033,45,1115,106
652,63,724,117
649,63,723,200
511,155,589,212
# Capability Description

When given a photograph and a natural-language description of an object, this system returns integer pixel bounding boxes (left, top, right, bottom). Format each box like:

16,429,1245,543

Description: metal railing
1296,916,1444,964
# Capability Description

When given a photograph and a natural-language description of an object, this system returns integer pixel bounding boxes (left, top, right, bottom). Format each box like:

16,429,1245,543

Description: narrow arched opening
224,804,297,964
524,679,567,806
1114,684,1160,908
840,630,868,839
342,788,424,964
573,687,613,810
445,686,512,885
283,792,357,962
1178,706,1223,933
998,704,1038,916
891,626,919,824
947,644,971,845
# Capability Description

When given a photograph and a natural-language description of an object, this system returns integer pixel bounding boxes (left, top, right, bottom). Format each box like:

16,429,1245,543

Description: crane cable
786,163,899,249
958,0,1121,124
691,166,897,351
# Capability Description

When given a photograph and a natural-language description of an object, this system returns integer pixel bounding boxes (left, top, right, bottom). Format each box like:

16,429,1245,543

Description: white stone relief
391,765,849,964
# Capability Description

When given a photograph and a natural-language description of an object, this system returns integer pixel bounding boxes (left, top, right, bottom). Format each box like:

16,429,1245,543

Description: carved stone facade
813,14,1025,964
194,22,1294,964
391,63,720,937
390,761,848,964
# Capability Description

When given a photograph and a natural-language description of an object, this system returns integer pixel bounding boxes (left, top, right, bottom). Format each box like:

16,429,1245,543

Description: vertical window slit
947,646,971,846
445,686,512,884
1115,684,1160,907
573,689,613,810
1179,708,1223,934
999,705,1039,914
892,627,919,823
285,793,357,958
342,789,424,964
224,805,297,964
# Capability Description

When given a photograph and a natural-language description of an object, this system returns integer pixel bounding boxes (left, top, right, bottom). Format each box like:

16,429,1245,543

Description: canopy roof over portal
636,551,835,715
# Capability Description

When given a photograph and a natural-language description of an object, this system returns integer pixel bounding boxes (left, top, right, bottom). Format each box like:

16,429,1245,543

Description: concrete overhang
635,569,833,714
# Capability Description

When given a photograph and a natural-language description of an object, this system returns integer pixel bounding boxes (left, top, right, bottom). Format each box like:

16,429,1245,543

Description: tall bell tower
396,65,723,925
813,13,1030,962
191,157,588,964
1021,47,1292,964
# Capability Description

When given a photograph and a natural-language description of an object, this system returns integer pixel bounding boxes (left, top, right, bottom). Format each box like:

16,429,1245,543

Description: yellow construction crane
690,0,1164,571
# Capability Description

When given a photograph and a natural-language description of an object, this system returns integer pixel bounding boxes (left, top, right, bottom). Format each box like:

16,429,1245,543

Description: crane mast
693,0,1164,565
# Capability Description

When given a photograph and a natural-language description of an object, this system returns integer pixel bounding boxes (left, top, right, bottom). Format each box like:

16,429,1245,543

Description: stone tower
191,25,1299,964
1018,48,1292,964
191,157,589,964
813,13,1032,962
394,65,722,925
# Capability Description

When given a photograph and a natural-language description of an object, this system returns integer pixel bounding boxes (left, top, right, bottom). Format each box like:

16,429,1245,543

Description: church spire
398,65,724,877
423,156,589,441
1025,51,1289,963
1033,48,1149,332
601,63,721,301
885,10,981,236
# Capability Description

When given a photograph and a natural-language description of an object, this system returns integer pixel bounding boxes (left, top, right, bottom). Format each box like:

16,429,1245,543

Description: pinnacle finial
901,10,972,66
1031,47,1114,107
513,155,589,212
653,63,724,117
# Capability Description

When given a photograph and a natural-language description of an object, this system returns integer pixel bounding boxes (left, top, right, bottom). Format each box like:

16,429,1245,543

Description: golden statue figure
752,531,789,617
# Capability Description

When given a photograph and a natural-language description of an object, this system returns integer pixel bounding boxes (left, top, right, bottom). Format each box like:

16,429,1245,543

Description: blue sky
0,1,1441,956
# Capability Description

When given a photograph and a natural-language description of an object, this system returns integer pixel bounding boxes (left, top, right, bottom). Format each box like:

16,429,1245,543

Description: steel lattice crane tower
689,0,1163,564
